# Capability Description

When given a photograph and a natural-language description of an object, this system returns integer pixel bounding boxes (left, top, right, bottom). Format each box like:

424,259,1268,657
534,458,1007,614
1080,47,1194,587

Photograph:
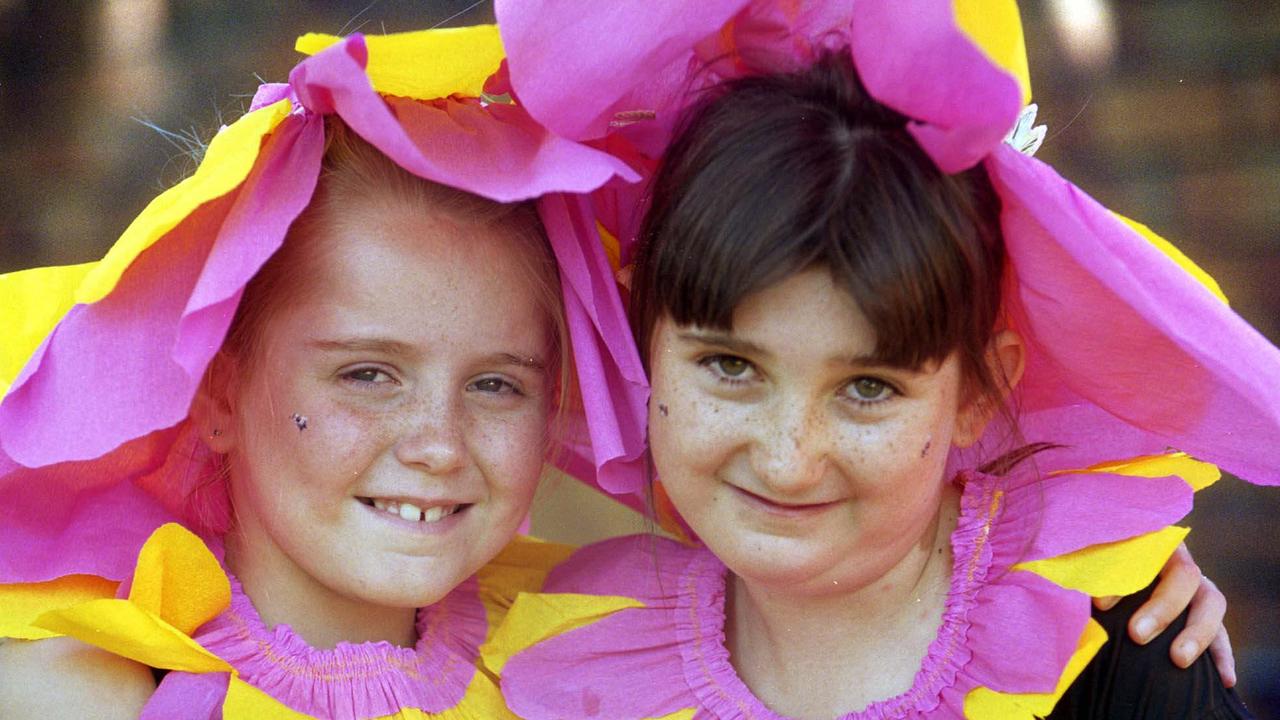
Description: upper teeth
369,498,458,523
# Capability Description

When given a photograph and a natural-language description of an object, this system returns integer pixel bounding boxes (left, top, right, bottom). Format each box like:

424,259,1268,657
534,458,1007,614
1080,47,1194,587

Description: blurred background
1,0,1276,715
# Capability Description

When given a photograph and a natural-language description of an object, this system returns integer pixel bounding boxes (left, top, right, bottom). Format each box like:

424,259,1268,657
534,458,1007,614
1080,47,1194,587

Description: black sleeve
1045,582,1254,719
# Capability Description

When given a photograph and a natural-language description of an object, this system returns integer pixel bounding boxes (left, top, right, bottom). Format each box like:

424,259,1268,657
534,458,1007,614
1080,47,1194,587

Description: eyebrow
678,329,899,369
308,338,547,372
307,337,419,356
490,352,548,372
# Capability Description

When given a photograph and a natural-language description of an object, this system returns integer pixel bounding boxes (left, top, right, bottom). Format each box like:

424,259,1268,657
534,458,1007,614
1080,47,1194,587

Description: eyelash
844,376,898,406
697,355,899,405
468,376,523,396
698,354,757,386
340,366,396,387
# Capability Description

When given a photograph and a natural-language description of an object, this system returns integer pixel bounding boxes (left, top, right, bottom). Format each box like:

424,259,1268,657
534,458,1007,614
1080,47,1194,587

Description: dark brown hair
630,50,1009,409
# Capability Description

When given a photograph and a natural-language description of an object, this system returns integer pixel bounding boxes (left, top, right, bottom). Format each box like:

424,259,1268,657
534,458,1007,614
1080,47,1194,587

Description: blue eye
846,377,894,404
469,376,521,395
699,354,757,384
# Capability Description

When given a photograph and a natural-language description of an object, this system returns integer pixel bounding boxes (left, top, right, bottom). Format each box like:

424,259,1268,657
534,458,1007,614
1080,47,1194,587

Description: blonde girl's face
647,267,989,596
217,195,553,609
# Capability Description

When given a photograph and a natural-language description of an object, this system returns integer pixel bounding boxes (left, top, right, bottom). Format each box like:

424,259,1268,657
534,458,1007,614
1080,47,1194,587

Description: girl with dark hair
486,2,1280,718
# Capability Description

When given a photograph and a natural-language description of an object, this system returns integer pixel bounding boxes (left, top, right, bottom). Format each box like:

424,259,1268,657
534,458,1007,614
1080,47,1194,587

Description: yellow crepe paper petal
33,598,232,673
1064,452,1221,492
482,593,644,673
650,711,698,720
295,26,505,101
964,617,1107,719
952,0,1032,104
476,535,576,641
1114,212,1228,305
0,574,118,640
0,262,96,399
596,221,622,274
223,677,312,718
73,99,291,307
1015,525,1189,597
128,523,231,635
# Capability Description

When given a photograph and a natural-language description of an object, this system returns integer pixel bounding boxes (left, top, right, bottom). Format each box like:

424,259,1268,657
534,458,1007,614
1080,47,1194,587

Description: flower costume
475,0,1280,718
0,26,624,719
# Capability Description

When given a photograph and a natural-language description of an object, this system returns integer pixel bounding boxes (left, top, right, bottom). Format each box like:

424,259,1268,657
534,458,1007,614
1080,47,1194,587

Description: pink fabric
142,572,488,719
502,469,1158,719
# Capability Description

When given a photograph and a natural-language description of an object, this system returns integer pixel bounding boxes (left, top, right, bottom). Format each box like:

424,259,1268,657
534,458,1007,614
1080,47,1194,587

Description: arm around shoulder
0,636,155,719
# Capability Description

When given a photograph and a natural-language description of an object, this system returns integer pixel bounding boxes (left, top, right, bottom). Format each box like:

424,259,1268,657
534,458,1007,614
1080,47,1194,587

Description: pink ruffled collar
191,571,488,720
671,473,1001,719
500,464,1168,719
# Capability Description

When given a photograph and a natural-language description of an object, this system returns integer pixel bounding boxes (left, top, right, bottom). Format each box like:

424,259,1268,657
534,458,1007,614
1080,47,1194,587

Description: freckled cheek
466,410,547,499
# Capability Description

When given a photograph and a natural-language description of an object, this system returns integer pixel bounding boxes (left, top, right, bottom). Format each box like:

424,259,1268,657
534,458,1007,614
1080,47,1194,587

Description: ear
190,351,239,454
953,329,1026,448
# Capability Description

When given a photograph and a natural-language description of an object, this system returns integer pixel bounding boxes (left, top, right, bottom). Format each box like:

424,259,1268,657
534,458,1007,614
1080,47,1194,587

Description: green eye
715,356,751,377
848,377,893,403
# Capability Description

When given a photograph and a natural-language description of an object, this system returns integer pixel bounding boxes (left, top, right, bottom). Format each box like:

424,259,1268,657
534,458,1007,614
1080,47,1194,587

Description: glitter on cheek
291,413,309,431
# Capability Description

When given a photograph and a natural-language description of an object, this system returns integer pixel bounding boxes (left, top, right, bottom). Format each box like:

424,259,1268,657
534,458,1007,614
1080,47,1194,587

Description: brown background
1,1,1276,716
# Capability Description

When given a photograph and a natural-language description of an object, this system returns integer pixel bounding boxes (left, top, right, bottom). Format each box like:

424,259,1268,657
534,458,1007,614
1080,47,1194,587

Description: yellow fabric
223,677,313,719
1071,452,1222,493
75,100,291,307
0,262,96,399
128,522,231,635
596,221,622,274
952,0,1032,104
650,711,698,720
1114,212,1229,304
295,26,505,101
0,574,117,640
963,618,1108,719
1015,525,1189,597
33,597,232,673
482,592,645,673
476,535,577,642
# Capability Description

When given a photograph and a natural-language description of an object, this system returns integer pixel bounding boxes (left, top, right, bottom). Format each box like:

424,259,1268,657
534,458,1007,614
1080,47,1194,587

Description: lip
355,495,474,535
728,484,841,518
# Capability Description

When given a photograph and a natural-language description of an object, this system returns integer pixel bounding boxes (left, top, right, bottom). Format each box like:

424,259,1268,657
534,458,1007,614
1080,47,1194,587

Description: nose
748,396,830,495
394,396,467,475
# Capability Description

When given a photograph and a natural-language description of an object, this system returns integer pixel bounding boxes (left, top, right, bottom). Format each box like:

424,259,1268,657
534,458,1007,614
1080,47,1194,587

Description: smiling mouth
730,485,840,514
356,497,469,524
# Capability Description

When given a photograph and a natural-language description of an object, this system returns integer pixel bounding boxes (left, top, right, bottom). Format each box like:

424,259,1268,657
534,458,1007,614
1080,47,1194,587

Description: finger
1209,627,1237,688
1093,595,1121,611
1129,544,1200,645
1169,576,1226,668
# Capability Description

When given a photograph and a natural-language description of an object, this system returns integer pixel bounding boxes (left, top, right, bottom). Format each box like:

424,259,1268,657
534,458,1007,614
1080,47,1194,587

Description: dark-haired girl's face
647,267,989,595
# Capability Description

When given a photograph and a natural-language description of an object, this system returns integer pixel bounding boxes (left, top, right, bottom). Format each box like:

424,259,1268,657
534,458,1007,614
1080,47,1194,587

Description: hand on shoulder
0,636,155,718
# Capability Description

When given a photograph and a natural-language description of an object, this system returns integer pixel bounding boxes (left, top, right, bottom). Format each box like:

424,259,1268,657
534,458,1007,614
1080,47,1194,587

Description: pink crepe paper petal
989,145,1280,485
849,0,1023,173
541,193,650,501
503,607,690,720
141,671,230,720
289,35,639,202
0,116,322,469
964,569,1091,695
0,454,177,583
495,0,751,142
996,471,1193,565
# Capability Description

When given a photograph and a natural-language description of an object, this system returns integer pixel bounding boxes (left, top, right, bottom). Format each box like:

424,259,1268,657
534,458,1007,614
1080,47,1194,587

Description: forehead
729,268,876,353
271,196,553,352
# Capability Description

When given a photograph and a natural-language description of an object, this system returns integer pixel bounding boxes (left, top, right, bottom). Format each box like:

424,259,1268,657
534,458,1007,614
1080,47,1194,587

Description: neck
224,526,418,650
726,486,960,719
